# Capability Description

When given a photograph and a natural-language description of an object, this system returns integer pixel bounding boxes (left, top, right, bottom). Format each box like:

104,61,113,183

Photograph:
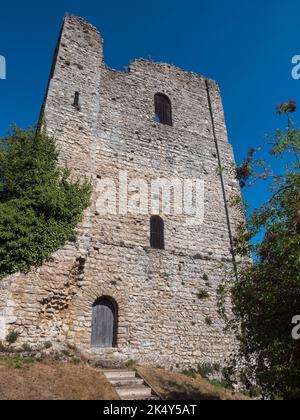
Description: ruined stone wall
0,15,241,369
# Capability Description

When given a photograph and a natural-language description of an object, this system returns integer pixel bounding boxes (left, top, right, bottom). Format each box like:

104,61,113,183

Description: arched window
73,91,80,110
91,297,118,348
154,93,172,126
150,216,165,249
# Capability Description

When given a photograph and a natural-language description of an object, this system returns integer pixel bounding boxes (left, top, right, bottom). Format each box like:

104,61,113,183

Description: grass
125,359,136,368
137,366,248,400
182,363,220,379
0,357,119,400
0,355,40,369
71,358,81,366
209,379,232,390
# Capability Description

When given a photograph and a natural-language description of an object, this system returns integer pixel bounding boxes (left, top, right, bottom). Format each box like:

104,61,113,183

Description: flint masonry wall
0,15,241,369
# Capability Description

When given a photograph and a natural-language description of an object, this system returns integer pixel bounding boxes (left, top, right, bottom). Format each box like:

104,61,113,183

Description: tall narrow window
154,93,172,126
73,91,80,110
150,216,165,249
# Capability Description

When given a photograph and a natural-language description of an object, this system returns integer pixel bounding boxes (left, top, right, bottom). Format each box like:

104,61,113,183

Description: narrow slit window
73,91,80,109
154,93,172,126
150,216,165,249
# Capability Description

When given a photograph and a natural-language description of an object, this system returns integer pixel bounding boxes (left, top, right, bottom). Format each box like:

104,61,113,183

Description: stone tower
0,15,241,369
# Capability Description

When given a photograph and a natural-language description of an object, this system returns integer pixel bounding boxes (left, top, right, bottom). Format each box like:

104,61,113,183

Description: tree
0,126,91,279
218,101,300,399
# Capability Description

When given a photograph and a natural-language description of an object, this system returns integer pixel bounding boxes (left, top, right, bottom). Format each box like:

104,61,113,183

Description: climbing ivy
0,126,91,279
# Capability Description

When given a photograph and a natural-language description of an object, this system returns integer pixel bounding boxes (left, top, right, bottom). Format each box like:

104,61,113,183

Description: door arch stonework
91,297,117,348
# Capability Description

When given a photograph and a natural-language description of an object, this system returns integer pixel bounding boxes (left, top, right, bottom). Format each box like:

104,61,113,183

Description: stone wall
0,15,241,369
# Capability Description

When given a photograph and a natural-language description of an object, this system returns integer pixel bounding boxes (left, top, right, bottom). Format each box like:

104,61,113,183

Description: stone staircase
103,369,160,400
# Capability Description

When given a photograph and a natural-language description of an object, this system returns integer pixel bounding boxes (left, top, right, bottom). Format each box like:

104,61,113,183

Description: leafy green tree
218,101,300,399
0,126,91,278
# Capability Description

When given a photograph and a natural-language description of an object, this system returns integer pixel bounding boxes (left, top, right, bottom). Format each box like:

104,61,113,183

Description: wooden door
91,298,116,348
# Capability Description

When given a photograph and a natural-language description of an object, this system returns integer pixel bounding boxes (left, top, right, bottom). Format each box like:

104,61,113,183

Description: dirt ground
0,356,248,400
137,366,248,400
0,357,119,400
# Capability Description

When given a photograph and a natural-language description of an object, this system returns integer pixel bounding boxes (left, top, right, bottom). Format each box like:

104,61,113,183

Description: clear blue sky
0,0,299,210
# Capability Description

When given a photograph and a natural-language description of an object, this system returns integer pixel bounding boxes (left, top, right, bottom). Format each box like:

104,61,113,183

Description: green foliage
61,349,72,358
0,342,7,352
125,359,136,368
181,368,197,378
202,273,209,282
208,379,232,391
218,105,300,399
205,317,212,326
182,363,220,379
197,289,209,300
44,342,52,349
0,127,91,279
71,357,81,366
6,331,20,345
22,343,32,352
0,355,39,369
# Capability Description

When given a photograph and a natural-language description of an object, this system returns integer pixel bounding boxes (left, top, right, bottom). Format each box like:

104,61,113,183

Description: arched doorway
91,297,117,348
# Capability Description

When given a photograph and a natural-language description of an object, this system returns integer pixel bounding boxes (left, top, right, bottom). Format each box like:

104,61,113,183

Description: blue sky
0,0,299,211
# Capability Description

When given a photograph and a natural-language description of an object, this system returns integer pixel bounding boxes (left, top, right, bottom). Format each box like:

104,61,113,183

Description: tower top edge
61,14,219,87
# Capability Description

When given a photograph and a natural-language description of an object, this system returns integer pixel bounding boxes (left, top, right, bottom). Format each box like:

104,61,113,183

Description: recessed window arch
91,296,118,348
154,93,172,126
150,215,165,249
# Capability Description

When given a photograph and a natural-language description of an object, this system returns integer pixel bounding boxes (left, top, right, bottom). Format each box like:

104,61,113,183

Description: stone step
89,358,125,369
101,368,160,400
116,385,153,400
103,370,136,380
109,377,144,387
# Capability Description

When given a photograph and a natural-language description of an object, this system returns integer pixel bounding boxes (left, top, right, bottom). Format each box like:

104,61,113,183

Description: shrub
22,343,32,352
196,363,216,379
182,363,220,380
218,104,300,399
209,379,232,390
197,289,209,300
125,359,136,368
0,126,91,279
71,357,81,365
205,317,212,326
6,331,20,345
4,355,39,369
182,368,197,378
